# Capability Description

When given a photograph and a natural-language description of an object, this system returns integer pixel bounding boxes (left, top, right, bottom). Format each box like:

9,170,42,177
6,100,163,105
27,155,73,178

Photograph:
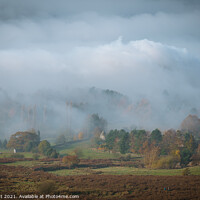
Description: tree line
94,128,200,169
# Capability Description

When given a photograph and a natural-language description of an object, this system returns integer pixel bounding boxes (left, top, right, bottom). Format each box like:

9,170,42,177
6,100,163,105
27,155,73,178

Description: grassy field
3,160,41,167
0,149,45,159
50,166,200,176
1,140,138,160
56,140,123,159
1,140,200,177
0,152,45,159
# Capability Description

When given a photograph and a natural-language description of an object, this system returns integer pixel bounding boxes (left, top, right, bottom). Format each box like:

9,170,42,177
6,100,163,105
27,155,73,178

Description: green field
56,140,123,159
50,166,200,176
0,151,44,159
1,140,138,160
3,160,41,167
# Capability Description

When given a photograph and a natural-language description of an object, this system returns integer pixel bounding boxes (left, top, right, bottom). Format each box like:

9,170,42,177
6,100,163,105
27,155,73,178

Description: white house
100,131,106,140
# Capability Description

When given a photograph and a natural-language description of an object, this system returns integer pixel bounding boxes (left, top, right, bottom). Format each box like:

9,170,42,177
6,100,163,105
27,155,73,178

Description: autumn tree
62,155,80,168
7,130,40,151
78,132,84,140
181,115,200,139
144,144,160,168
161,129,184,155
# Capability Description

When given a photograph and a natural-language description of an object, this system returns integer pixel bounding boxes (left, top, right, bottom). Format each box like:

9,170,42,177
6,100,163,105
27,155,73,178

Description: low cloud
0,0,199,134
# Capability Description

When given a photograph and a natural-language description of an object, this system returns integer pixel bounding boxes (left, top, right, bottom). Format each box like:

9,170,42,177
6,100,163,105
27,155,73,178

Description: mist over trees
1,87,200,140
181,115,200,139
0,2,200,199
0,1,199,165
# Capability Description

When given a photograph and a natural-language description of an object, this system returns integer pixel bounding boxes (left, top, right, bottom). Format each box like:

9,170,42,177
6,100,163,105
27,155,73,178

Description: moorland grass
0,151,36,158
50,166,200,176
3,160,41,167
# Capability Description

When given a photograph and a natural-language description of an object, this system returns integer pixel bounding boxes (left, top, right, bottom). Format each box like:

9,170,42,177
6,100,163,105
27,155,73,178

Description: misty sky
0,0,200,130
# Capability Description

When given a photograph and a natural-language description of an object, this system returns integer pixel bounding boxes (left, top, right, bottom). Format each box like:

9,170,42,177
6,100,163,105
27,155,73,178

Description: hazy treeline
94,128,200,168
1,86,200,140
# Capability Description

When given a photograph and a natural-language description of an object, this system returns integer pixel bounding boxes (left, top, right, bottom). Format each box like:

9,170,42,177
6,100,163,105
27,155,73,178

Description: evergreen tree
119,131,130,154
180,148,192,166
130,130,147,153
184,133,197,153
150,129,162,145
105,129,120,151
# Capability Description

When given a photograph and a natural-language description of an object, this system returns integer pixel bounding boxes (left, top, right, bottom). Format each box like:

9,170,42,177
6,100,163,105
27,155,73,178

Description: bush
10,153,24,159
182,168,191,176
155,156,178,169
38,140,51,155
37,180,56,194
120,154,132,161
50,149,59,158
32,153,40,160
62,155,80,168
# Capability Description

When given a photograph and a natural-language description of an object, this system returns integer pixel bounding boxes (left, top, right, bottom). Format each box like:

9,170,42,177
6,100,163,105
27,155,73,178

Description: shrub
144,146,160,168
38,140,51,155
62,155,80,168
32,153,40,160
182,168,191,176
120,154,132,161
155,156,178,169
50,149,59,158
10,153,24,159
37,180,56,194
191,154,200,166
